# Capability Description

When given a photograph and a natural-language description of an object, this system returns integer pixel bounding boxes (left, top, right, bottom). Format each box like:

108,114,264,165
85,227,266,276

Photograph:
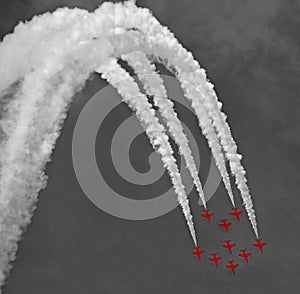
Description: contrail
123,50,208,208
0,1,258,289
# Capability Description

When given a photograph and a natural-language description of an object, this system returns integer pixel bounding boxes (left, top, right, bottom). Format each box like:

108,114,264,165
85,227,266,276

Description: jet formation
191,208,266,274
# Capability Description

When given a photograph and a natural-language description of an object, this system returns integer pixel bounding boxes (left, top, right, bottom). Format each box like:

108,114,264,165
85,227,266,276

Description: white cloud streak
122,50,207,208
0,1,258,289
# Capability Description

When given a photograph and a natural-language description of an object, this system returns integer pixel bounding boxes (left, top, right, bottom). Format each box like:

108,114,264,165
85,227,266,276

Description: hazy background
1,0,300,293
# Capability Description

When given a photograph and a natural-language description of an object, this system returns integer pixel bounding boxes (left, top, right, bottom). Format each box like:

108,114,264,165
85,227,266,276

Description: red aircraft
253,239,267,253
208,253,222,268
238,249,252,263
222,240,236,254
191,246,206,261
226,260,239,275
201,209,215,223
218,219,232,233
230,207,243,221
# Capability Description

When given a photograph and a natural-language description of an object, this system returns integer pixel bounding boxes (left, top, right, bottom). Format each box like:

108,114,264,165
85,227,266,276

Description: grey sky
1,1,300,293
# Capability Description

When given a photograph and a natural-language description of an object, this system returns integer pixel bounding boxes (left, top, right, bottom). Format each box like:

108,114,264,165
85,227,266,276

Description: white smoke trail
107,2,257,235
96,58,197,245
0,8,92,92
0,35,113,288
122,51,207,208
108,30,236,208
155,40,257,236
0,69,83,287
0,1,259,290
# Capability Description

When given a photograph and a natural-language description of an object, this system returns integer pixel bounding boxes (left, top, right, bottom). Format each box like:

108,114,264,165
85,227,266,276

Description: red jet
253,239,267,253
222,240,236,254
208,253,222,268
230,207,243,221
226,260,239,275
201,209,215,223
191,246,205,261
238,249,252,263
218,219,232,233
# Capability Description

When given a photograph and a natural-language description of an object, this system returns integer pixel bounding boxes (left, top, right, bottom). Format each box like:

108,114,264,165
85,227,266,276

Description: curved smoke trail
0,1,258,289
